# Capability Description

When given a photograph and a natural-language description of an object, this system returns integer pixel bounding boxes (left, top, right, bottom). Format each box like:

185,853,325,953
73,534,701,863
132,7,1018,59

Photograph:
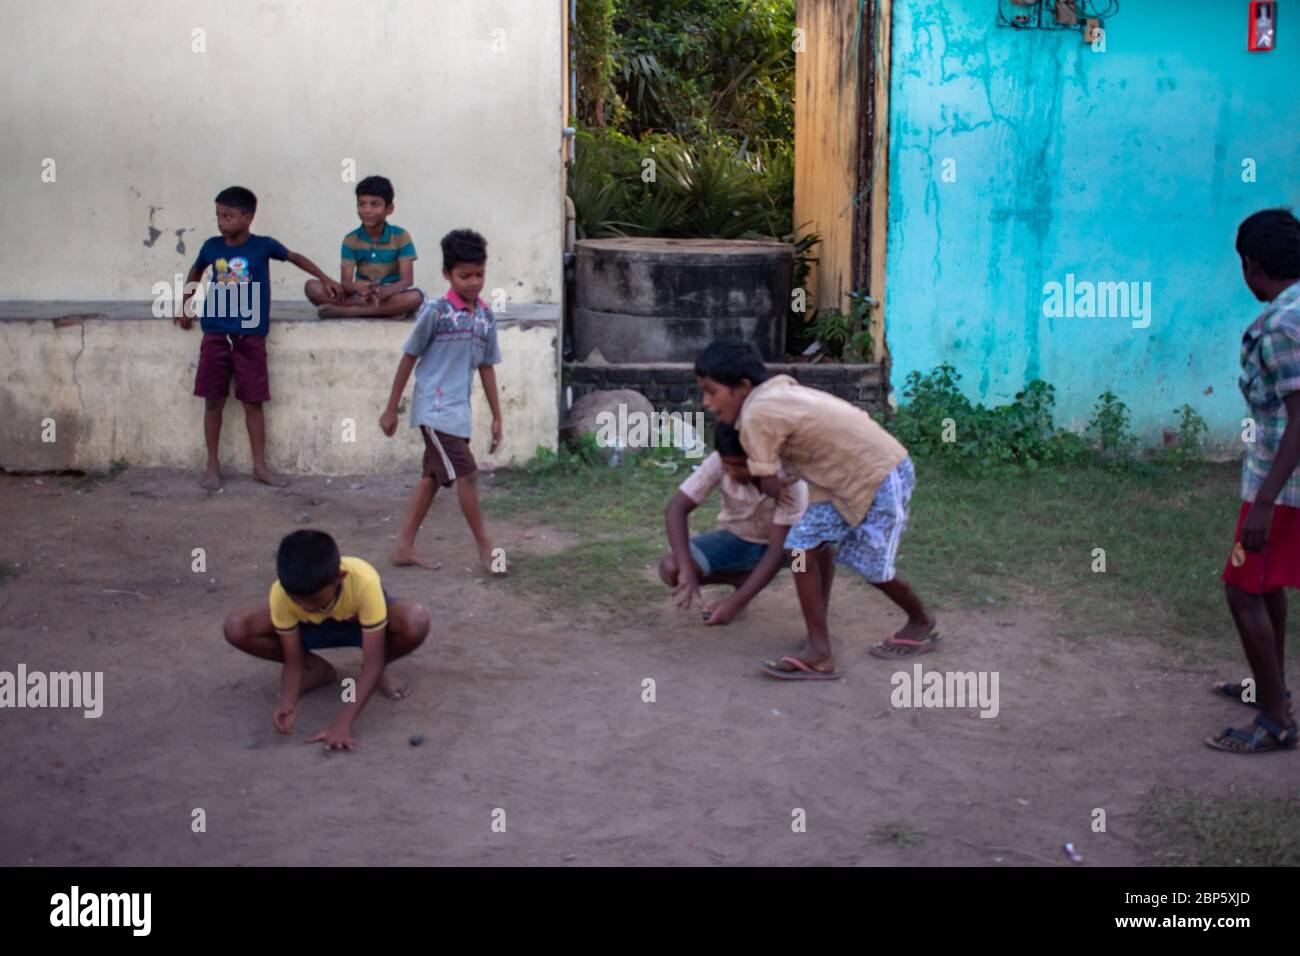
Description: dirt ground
0,466,1294,867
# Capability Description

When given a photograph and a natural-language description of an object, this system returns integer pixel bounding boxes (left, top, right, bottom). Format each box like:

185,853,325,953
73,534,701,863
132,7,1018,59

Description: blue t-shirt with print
193,234,289,336
402,291,502,439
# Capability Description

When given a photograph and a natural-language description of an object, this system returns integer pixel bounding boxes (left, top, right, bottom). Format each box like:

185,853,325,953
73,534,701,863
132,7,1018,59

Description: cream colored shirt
737,374,907,526
678,452,808,544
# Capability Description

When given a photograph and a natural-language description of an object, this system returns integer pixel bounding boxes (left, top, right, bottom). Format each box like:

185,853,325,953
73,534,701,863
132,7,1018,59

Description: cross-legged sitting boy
308,175,425,319
223,530,431,750
379,229,504,572
660,421,808,626
695,338,938,679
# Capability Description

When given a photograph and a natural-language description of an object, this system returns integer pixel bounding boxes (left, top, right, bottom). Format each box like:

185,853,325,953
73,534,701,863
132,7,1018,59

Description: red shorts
194,332,270,403
1221,501,1300,594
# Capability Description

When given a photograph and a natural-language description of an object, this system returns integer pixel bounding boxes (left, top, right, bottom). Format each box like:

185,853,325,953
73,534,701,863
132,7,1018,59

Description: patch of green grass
506,537,664,621
489,448,718,539
487,448,1248,654
900,460,1241,655
1144,788,1300,866
873,822,928,848
488,448,717,617
0,561,21,586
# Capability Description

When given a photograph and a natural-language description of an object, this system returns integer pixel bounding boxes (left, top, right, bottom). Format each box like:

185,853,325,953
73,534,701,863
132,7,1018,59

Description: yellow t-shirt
268,555,388,634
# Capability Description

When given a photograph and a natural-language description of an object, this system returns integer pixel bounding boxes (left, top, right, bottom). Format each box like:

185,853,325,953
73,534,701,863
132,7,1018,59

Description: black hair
441,229,488,270
694,337,770,388
714,421,746,458
1237,208,1300,280
356,175,395,205
276,530,341,596
214,186,257,215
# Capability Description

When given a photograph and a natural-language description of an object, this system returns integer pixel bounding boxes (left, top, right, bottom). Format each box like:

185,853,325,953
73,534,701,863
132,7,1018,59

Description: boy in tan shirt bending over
694,338,939,679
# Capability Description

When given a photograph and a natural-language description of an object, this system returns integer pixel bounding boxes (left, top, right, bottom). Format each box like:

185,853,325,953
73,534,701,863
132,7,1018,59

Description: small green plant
873,822,928,848
808,288,875,362
528,433,606,475
1085,390,1138,463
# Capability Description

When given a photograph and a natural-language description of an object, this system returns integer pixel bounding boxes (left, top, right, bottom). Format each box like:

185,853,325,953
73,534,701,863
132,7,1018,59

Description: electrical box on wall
1249,2,1277,51
997,0,1118,34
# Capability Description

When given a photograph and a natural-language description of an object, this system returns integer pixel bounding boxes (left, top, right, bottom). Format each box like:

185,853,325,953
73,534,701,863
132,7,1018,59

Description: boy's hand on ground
490,417,502,453
272,704,296,734
673,574,703,610
306,722,356,751
1242,501,1274,552
379,409,399,437
702,597,738,627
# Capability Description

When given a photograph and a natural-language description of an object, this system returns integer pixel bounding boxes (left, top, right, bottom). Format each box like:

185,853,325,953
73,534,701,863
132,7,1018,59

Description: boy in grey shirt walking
379,229,504,572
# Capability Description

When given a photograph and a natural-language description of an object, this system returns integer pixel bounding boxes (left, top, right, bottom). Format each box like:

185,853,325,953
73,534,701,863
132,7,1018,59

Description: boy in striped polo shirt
1208,208,1300,754
309,175,424,318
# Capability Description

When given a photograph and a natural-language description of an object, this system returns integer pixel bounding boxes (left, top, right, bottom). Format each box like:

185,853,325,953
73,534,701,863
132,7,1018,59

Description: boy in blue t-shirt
378,229,504,572
175,186,343,491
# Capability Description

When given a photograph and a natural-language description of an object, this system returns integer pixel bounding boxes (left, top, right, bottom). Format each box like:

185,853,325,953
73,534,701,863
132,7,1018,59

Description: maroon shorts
1221,501,1300,594
421,427,476,487
194,332,270,403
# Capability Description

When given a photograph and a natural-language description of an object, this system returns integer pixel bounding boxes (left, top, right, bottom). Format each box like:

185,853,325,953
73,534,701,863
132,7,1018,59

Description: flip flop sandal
759,655,840,681
1204,713,1299,754
1211,680,1293,713
868,631,943,659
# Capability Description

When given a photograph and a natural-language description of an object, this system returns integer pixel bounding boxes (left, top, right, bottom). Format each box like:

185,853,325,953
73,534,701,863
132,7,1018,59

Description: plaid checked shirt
1240,281,1300,505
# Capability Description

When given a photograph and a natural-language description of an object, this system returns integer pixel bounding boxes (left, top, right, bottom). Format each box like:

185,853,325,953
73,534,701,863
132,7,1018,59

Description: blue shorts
299,591,395,651
784,457,915,583
688,529,769,576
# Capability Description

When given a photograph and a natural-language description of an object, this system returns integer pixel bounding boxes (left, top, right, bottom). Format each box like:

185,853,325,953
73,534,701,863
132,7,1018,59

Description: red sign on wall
1249,1,1277,51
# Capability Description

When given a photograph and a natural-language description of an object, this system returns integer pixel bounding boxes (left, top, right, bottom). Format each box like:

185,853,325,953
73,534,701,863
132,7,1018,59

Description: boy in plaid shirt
1209,208,1300,754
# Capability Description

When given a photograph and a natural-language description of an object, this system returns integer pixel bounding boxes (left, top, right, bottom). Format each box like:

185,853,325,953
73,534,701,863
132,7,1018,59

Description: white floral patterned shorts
784,457,915,583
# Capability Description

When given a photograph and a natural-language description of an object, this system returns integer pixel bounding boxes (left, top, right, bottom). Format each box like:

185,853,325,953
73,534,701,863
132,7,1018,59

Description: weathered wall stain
886,0,1300,444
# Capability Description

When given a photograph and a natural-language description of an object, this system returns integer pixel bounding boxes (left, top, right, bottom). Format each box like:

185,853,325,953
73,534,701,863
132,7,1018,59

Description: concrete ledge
565,361,887,415
0,300,561,330
1,302,561,475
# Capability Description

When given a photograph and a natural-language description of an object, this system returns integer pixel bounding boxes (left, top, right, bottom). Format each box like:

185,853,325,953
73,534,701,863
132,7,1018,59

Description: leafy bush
891,366,1206,475
571,1,797,240
569,128,794,240
605,0,796,152
1085,389,1139,464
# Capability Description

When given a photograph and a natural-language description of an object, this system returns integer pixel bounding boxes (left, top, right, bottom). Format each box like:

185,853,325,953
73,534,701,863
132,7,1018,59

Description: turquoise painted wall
885,0,1300,445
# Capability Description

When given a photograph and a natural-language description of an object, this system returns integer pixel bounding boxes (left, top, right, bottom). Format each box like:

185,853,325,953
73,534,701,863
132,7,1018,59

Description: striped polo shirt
340,223,416,285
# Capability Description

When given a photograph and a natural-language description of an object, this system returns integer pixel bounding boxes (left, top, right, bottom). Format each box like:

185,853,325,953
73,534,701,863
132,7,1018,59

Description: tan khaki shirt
737,374,907,526
678,452,808,544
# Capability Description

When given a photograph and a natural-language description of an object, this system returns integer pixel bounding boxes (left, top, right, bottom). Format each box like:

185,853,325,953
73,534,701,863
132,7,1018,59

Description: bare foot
253,467,291,488
300,654,338,694
773,643,835,673
379,671,411,700
891,616,938,644
481,544,507,575
391,547,439,570
200,466,224,491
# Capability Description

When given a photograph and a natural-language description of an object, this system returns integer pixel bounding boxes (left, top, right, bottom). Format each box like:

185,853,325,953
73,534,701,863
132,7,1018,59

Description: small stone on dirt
409,735,424,747
295,512,311,523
